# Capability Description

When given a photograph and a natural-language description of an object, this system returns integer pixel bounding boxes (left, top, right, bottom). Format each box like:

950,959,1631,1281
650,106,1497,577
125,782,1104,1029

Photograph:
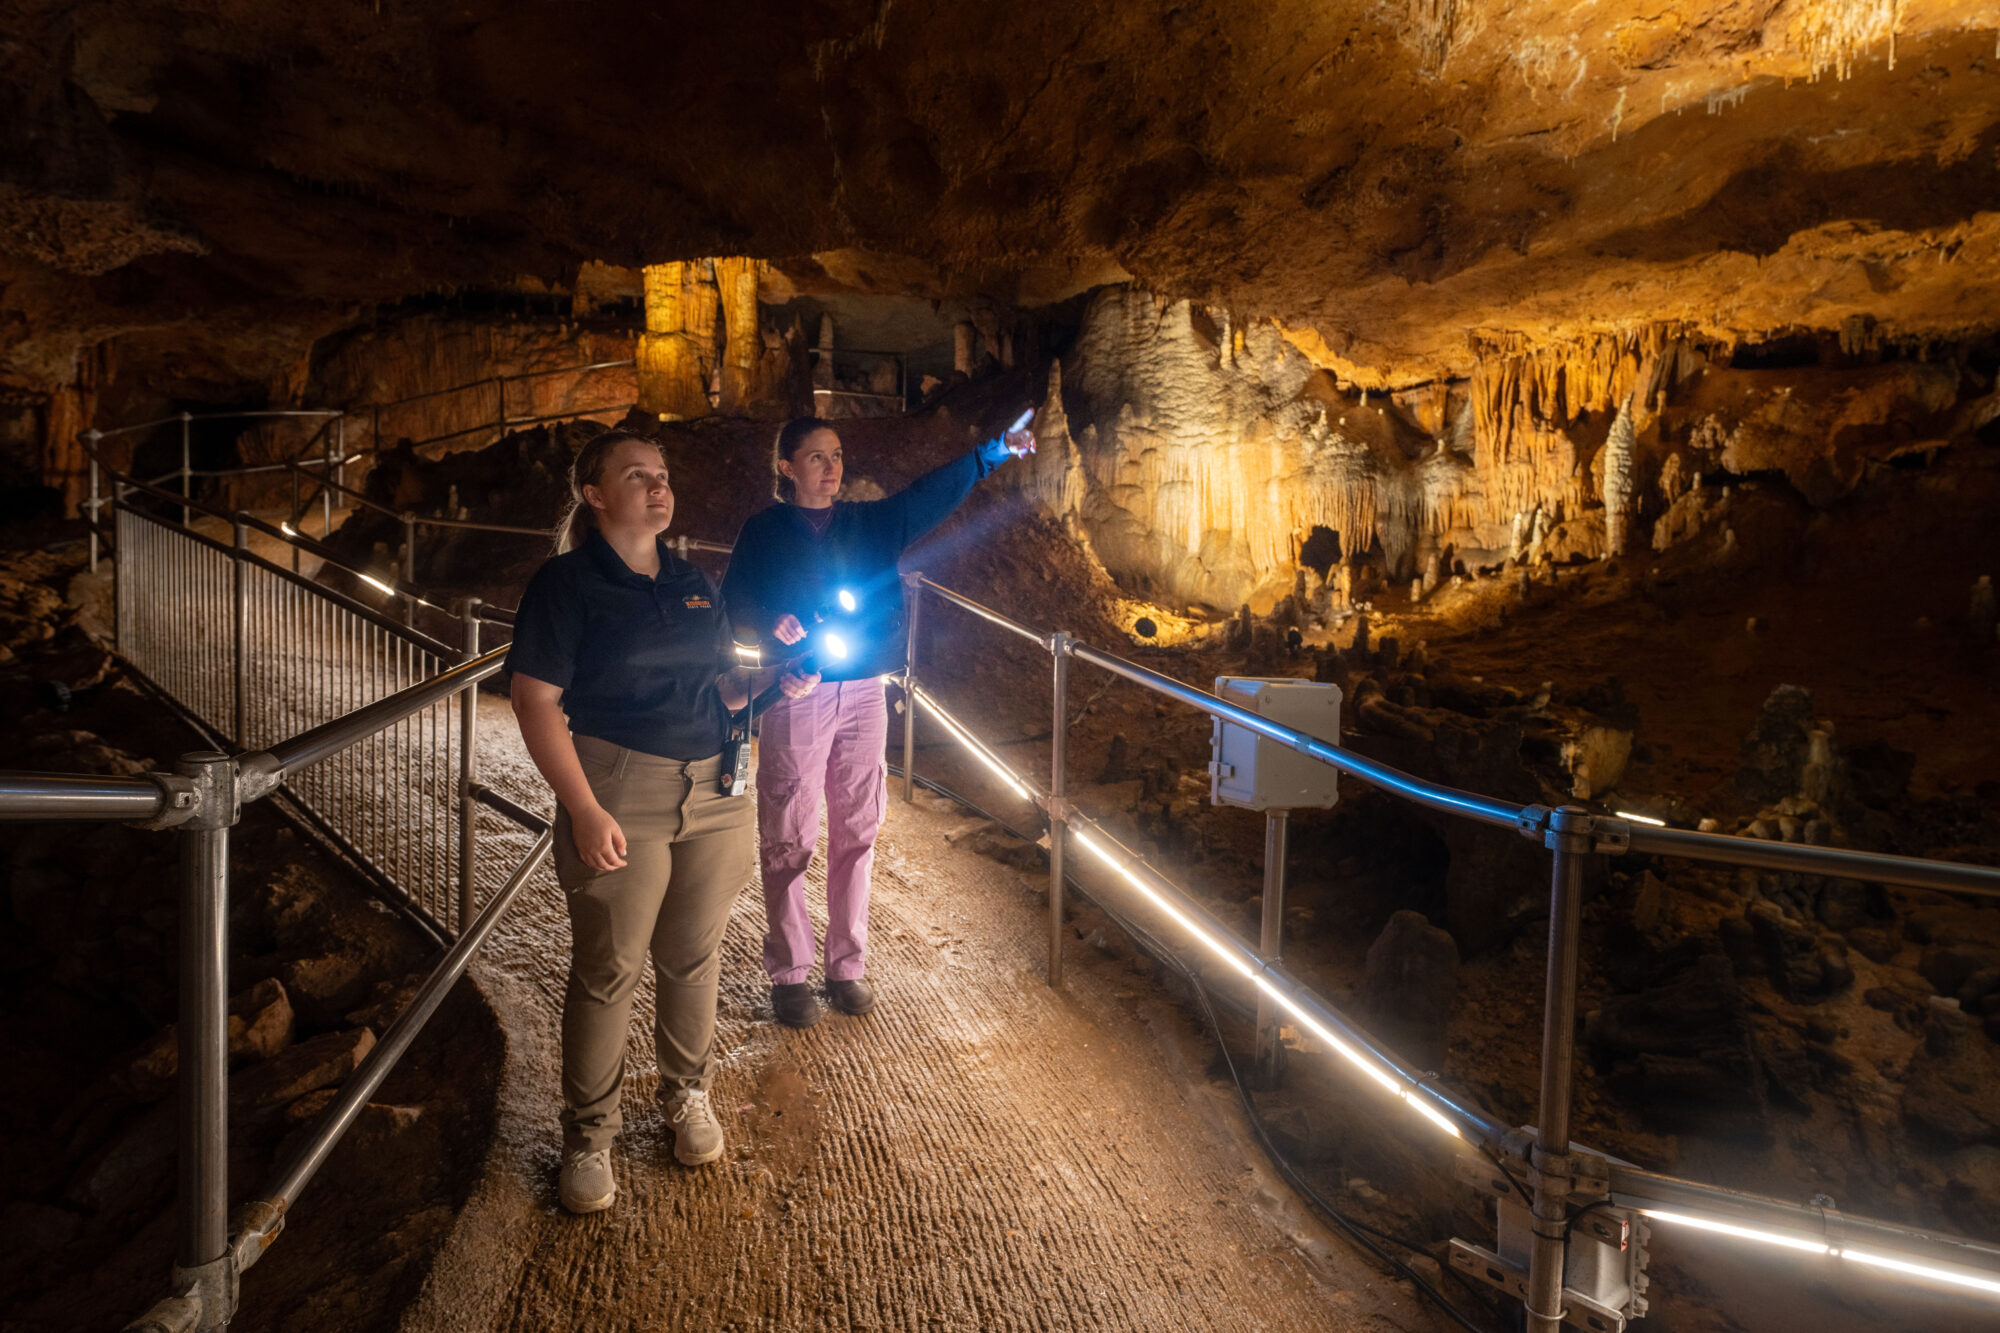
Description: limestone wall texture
1023,287,1999,612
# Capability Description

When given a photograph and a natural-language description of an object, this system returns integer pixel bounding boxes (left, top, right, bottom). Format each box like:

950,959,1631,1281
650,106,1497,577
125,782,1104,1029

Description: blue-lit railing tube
1064,641,1525,830
909,645,1505,1152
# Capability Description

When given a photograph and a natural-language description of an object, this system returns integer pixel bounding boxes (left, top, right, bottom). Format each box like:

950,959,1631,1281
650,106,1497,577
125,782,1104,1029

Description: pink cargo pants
755,677,889,984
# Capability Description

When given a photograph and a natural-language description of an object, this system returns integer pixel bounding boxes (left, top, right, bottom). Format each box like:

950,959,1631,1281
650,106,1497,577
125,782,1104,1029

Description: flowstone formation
1020,286,2000,615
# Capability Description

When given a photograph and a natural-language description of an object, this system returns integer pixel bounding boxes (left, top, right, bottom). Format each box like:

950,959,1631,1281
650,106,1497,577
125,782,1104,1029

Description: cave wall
6,0,1999,519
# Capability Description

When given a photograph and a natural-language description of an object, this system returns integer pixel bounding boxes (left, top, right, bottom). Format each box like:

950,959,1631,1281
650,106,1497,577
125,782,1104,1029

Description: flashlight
836,588,857,613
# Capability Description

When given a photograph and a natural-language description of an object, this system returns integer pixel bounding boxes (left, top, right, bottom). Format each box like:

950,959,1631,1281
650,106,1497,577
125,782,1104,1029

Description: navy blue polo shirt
505,530,735,761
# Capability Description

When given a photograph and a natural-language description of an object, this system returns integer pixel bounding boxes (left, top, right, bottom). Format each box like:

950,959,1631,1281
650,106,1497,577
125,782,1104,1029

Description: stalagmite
813,315,835,390
1971,575,1997,643
1602,391,1637,555
953,322,976,377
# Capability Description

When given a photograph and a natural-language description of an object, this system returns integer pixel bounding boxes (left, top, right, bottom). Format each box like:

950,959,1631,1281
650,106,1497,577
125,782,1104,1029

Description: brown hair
556,429,663,554
773,416,836,503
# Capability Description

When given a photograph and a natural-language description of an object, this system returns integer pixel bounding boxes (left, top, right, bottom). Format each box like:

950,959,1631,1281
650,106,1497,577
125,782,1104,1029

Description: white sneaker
666,1088,724,1165
559,1147,615,1214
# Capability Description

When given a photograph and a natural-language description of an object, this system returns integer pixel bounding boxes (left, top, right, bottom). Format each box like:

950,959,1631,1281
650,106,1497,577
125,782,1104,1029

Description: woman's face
584,440,674,535
780,428,843,506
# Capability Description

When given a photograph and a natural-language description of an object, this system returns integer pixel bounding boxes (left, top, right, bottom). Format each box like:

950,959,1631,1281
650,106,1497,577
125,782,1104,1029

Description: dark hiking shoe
772,982,824,1028
827,977,876,1016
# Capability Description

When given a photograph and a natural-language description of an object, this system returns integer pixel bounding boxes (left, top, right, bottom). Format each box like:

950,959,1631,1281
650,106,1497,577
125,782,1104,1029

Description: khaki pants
554,736,752,1154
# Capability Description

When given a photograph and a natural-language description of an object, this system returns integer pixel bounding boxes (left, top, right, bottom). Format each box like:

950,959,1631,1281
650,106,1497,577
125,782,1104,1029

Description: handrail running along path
19,416,2000,1331
898,570,2000,1332
6,450,567,1330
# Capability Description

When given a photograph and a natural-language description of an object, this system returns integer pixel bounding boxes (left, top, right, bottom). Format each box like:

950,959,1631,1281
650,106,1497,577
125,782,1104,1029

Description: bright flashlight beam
823,632,849,660
1641,1209,2000,1298
837,589,857,612
1615,810,1667,827
360,573,396,596
912,689,1033,802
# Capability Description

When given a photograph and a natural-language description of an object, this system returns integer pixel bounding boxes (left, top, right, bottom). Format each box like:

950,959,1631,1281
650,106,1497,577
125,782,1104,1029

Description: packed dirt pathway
397,696,1443,1333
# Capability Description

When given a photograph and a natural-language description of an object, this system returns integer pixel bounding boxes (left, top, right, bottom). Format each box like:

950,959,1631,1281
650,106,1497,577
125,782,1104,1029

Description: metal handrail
902,570,2000,1327
249,645,508,792
232,830,556,1273
0,772,180,822
93,409,344,442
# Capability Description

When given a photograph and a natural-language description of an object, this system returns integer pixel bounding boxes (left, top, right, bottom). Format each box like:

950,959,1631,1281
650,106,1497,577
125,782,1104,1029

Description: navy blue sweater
720,449,997,681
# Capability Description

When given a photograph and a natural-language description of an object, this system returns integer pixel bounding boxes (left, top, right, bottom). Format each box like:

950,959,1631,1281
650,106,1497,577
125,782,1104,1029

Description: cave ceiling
3,0,1999,397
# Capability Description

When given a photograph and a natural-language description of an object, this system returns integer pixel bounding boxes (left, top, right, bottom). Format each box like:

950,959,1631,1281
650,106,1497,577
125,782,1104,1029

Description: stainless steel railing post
87,434,102,572
179,411,193,527
901,571,922,802
323,419,337,537
175,751,238,1331
1526,805,1590,1333
400,514,417,625
1048,631,1072,988
232,518,249,747
1257,809,1290,1080
112,478,126,652
457,598,481,934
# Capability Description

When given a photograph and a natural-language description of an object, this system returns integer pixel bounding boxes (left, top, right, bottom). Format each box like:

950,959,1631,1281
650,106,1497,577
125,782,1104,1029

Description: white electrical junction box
1208,677,1343,811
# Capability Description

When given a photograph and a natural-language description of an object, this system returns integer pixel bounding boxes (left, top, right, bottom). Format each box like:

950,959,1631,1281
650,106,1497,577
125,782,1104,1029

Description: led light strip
1068,825,1460,1140
907,676,2000,1307
911,687,1036,802
1640,1209,2000,1299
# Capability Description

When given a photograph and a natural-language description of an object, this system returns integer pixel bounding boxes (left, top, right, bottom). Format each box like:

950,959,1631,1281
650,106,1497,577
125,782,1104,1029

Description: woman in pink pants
721,415,1033,1026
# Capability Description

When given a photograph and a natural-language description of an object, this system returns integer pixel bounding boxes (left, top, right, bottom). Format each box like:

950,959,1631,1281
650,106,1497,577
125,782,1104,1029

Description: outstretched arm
887,411,1037,548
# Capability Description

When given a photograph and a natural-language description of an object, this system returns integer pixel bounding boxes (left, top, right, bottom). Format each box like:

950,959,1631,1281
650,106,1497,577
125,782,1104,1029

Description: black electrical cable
888,764,1508,1333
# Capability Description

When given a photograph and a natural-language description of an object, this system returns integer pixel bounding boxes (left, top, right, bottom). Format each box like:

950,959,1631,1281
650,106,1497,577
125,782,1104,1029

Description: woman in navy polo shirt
720,414,1033,1029
506,429,816,1215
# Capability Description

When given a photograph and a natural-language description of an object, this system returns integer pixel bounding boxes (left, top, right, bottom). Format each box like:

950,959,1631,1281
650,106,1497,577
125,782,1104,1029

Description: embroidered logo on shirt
683,595,712,609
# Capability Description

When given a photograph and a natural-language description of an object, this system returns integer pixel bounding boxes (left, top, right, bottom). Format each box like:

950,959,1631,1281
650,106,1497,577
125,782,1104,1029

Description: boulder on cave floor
1901,1009,2000,1148
1361,910,1458,1071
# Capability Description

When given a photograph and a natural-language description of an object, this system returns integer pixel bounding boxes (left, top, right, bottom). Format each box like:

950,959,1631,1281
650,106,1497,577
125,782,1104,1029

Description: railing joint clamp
126,773,201,830
1516,803,1552,841
235,751,283,805
231,1198,287,1272
1544,805,1595,854
1591,817,1633,855
168,1252,237,1331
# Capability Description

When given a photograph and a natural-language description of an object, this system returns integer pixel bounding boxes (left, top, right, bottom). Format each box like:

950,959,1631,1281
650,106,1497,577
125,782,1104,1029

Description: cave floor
384,695,1450,1333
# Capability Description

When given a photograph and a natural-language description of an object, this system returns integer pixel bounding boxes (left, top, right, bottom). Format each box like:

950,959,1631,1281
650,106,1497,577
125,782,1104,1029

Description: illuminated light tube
734,644,761,663
1071,828,1253,981
280,521,298,537
914,690,1031,801
1615,810,1667,827
1068,820,1459,1139
1642,1209,2000,1300
1639,1208,1830,1256
1838,1247,2000,1298
1253,974,1410,1101
359,573,396,596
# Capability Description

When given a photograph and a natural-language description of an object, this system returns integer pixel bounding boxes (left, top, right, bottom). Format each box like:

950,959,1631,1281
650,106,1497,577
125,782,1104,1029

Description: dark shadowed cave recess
5,1,2000,1330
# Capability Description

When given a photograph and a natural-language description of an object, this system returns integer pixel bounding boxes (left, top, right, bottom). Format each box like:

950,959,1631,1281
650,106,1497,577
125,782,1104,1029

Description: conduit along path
400,695,1454,1332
